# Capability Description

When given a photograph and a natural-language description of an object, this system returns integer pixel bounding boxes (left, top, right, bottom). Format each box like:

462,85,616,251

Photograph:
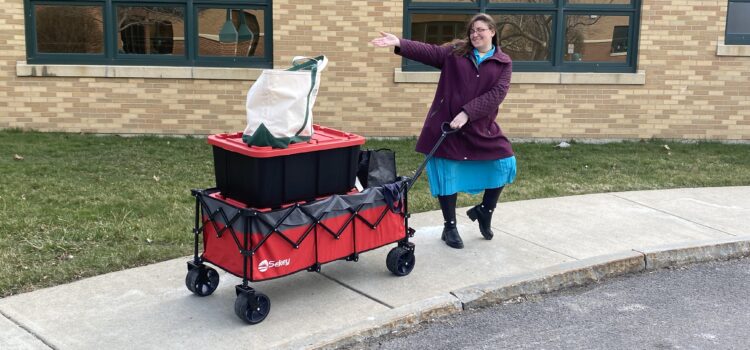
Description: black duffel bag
357,148,397,188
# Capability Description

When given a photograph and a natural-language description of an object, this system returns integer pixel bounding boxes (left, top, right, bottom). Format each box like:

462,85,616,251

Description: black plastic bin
208,125,365,208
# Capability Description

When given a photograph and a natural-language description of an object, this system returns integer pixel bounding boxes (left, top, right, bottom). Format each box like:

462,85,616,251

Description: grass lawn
2,129,750,297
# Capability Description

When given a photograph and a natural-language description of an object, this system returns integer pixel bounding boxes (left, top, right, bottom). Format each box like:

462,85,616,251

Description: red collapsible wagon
185,125,418,324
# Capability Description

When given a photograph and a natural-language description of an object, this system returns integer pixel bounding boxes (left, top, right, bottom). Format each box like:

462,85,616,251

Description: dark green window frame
403,0,641,73
24,0,273,68
726,0,750,45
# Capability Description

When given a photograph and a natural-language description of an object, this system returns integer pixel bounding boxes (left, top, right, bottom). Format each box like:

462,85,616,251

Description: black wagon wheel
185,266,220,297
235,292,271,325
386,246,415,276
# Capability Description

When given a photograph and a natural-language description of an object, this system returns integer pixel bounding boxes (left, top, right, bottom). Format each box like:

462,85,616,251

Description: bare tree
117,7,183,32
116,7,183,54
497,14,553,61
496,0,613,61
36,6,103,53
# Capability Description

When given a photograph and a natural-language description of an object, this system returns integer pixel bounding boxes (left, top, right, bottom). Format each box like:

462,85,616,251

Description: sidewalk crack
317,272,394,309
496,229,580,260
611,194,737,237
0,309,57,350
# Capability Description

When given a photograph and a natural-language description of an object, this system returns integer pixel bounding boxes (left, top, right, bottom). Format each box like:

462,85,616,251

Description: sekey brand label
258,258,291,272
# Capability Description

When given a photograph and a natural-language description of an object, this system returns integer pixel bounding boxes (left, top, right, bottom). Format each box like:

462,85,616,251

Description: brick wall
1,0,749,140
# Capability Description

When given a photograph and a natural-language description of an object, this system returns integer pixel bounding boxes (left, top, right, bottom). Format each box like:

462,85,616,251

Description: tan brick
0,0,748,140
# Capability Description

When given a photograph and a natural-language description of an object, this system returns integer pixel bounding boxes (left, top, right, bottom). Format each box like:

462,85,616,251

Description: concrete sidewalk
1,187,749,350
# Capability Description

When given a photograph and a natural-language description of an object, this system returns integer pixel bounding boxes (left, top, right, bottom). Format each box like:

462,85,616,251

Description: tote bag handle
286,55,328,137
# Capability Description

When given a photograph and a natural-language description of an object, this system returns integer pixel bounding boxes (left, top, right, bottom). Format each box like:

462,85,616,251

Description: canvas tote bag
242,55,328,148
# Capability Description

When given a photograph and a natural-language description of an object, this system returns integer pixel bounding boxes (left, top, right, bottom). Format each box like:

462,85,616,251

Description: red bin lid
207,124,366,158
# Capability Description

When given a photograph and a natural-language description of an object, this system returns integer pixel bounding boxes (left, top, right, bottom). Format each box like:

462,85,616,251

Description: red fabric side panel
201,205,405,280
202,216,316,280
250,225,316,281
355,206,406,252
202,217,246,277
316,214,355,264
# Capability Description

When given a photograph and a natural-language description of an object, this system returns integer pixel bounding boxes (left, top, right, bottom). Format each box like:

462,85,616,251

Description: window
404,0,641,72
24,0,272,68
726,0,750,45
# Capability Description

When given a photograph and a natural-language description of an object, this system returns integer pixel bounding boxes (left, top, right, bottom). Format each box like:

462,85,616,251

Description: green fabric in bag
242,123,311,149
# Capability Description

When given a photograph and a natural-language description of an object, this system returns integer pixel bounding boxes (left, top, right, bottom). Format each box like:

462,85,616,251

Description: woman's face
469,20,495,52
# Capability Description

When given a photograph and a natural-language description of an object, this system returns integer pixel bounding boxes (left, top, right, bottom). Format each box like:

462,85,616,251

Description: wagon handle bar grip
405,122,459,192
441,121,460,135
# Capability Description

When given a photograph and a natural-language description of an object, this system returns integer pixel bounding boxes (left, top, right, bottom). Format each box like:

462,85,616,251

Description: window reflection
197,8,264,57
568,0,630,4
35,5,104,54
117,6,185,55
490,0,553,4
410,0,473,2
727,2,750,33
495,14,552,61
565,15,629,62
410,13,472,45
411,13,555,62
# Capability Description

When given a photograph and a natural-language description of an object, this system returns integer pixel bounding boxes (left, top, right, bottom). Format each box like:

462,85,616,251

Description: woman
371,13,516,249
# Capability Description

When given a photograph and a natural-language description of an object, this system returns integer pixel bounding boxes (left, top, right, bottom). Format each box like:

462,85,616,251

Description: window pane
727,2,750,34
410,0,474,3
564,15,629,62
117,6,185,55
197,8,265,57
489,0,553,4
411,13,473,45
567,0,631,4
495,13,552,61
35,5,103,54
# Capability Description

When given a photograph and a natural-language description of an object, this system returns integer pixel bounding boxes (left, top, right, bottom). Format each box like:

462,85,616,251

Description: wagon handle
441,121,460,135
405,122,458,191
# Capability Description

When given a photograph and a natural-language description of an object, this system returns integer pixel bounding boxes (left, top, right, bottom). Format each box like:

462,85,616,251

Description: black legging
438,193,457,225
437,186,504,224
481,186,504,210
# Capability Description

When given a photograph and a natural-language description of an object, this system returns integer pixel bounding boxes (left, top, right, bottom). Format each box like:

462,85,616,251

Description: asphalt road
360,257,750,350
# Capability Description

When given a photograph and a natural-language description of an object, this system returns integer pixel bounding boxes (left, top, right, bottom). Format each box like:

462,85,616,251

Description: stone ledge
395,68,646,85
16,62,262,80
716,43,750,57
560,71,646,85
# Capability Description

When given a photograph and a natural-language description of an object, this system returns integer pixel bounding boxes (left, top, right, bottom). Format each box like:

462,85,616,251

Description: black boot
438,194,463,249
466,187,504,240
466,204,494,240
441,221,464,249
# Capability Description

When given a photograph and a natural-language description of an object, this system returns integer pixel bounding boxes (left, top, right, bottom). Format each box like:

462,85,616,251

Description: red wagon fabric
195,187,407,281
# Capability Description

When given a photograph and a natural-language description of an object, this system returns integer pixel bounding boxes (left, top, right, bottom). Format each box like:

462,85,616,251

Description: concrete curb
452,250,645,310
636,235,750,270
283,295,462,350
297,236,750,349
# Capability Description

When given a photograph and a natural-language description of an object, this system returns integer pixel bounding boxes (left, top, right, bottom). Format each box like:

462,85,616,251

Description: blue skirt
425,155,517,197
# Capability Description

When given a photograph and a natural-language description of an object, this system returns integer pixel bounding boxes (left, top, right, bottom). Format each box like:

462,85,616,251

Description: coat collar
487,47,512,64
464,46,511,64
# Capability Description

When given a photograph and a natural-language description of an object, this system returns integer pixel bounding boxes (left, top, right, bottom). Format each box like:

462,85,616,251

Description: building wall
1,0,749,140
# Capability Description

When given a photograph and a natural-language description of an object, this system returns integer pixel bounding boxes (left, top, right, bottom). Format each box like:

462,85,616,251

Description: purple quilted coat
396,39,514,161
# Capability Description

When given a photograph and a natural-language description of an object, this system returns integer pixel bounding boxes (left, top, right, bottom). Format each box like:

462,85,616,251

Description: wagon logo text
258,259,291,272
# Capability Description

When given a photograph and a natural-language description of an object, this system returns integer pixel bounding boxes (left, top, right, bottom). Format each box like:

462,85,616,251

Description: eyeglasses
469,28,490,35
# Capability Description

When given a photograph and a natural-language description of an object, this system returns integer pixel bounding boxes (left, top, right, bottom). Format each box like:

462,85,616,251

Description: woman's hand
450,111,469,129
370,32,400,48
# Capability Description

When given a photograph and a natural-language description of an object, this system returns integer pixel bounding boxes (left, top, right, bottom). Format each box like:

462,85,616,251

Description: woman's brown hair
444,13,499,57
